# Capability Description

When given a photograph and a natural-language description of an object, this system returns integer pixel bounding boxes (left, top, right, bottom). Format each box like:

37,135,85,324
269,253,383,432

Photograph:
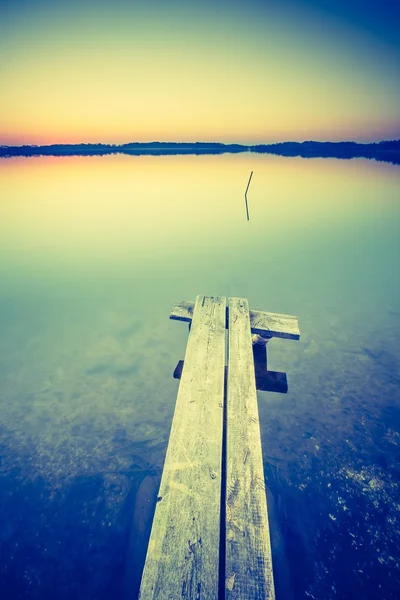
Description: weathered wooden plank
139,295,226,600
225,297,275,599
250,308,299,340
170,300,300,340
169,299,195,323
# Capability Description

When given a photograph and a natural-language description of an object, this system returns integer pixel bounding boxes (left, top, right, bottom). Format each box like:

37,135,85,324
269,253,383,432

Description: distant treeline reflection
1,140,399,164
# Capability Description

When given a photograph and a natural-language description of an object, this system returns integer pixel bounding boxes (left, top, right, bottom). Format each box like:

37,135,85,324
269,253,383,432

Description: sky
0,0,399,145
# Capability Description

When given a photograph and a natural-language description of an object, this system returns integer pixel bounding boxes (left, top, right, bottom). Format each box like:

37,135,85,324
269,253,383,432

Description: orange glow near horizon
1,1,399,145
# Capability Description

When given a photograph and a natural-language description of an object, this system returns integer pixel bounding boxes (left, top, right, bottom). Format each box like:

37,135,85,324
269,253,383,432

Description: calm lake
0,153,399,599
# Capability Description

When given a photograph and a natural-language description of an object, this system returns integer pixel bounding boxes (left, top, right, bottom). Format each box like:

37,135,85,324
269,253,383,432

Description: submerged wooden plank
170,300,300,340
225,297,275,599
139,295,226,600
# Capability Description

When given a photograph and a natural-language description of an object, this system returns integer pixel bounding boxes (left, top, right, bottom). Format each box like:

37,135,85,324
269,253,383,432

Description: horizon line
1,139,399,166
1,138,400,148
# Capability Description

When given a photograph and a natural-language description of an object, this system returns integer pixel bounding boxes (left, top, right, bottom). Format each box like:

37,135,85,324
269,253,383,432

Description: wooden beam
171,300,300,340
225,297,275,599
139,295,226,599
250,309,299,340
173,360,288,395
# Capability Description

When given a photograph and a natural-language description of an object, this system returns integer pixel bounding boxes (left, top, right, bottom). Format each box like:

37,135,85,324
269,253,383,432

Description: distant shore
1,140,399,164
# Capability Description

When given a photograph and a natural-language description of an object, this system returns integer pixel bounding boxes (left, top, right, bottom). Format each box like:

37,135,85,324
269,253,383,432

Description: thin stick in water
244,170,253,221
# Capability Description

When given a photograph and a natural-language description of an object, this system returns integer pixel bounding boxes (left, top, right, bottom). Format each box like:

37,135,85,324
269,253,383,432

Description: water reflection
0,154,399,599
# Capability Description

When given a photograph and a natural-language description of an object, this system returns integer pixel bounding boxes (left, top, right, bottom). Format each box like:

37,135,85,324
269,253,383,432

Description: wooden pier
139,296,300,599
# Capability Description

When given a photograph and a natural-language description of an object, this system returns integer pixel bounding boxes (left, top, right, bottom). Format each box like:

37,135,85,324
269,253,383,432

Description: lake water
0,153,399,599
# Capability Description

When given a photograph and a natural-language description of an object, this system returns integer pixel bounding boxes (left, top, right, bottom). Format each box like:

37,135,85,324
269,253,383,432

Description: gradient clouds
1,0,399,144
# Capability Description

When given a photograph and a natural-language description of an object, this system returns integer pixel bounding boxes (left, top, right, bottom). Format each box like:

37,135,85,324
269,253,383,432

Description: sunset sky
1,0,399,145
